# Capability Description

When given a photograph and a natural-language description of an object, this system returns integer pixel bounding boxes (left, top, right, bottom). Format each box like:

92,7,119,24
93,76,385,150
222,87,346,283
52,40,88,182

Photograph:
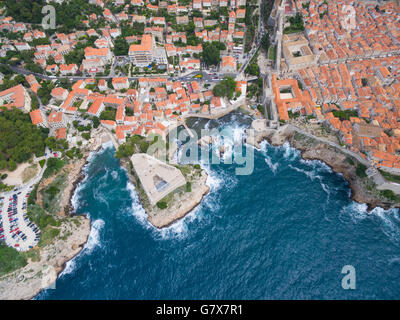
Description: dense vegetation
213,77,237,100
261,33,270,53
332,110,358,121
115,134,157,159
0,243,27,277
5,0,103,33
0,108,49,171
379,170,400,184
244,2,257,53
283,13,305,34
42,157,65,179
37,81,55,105
202,42,225,66
245,51,260,77
0,72,28,92
4,0,45,24
114,36,129,56
100,107,117,121
356,163,367,178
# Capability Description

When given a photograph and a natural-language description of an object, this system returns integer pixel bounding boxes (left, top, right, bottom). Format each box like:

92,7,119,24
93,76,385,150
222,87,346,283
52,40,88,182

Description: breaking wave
126,181,201,240
265,155,279,175
59,218,104,279
83,219,105,254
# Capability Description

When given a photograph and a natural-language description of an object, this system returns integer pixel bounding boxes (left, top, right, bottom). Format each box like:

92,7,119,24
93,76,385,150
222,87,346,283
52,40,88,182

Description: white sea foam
126,181,148,226
101,140,114,150
300,158,333,173
126,181,199,240
111,170,118,180
281,142,299,161
59,217,104,278
83,219,105,254
388,257,400,265
341,202,400,244
71,142,113,211
393,210,400,223
288,164,331,198
265,155,279,175
59,259,76,277
70,184,83,212
205,124,247,162
320,181,330,196
289,164,318,181
373,208,400,244
259,140,270,152
341,202,369,221
93,181,110,208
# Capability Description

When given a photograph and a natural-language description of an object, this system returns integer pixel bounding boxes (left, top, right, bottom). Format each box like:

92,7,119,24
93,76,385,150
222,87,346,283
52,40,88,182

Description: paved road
7,64,222,84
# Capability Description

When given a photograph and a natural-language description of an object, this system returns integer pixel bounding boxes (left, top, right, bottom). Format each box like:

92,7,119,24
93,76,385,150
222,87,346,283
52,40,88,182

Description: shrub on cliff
0,243,27,277
28,184,39,205
27,205,59,230
43,158,65,179
157,201,168,209
356,163,367,178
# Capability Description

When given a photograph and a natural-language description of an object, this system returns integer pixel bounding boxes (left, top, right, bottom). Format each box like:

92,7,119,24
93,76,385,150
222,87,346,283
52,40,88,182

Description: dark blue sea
37,114,400,299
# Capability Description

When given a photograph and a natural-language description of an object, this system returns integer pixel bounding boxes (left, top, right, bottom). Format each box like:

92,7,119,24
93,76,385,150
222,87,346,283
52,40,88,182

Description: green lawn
269,46,276,61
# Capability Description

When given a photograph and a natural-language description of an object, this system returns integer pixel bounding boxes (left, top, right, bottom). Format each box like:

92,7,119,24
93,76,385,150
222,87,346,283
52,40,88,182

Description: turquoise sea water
37,114,400,299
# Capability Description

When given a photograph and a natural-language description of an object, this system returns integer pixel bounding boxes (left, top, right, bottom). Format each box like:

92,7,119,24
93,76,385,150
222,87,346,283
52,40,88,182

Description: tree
0,108,48,170
114,36,129,56
212,77,237,99
92,117,100,128
37,81,55,105
202,42,221,66
100,107,117,121
4,0,44,24
261,33,270,52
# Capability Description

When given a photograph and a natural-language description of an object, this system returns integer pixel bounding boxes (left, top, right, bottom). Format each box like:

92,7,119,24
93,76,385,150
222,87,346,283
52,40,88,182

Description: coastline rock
198,135,213,147
148,171,210,228
0,130,110,300
246,123,399,211
121,159,210,229
0,215,90,300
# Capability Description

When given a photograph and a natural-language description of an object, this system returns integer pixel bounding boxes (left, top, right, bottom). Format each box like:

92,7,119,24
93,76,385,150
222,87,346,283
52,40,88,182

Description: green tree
212,77,237,99
202,42,222,66
114,36,129,56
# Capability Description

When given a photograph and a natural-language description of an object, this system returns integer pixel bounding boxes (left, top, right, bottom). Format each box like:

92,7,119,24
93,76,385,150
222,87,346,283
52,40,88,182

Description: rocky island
116,132,209,229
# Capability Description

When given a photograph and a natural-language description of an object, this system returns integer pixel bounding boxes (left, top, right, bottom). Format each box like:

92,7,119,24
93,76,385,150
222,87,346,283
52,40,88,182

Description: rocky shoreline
148,171,210,228
0,215,90,300
0,154,93,300
246,121,400,211
63,144,103,216
0,131,112,300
